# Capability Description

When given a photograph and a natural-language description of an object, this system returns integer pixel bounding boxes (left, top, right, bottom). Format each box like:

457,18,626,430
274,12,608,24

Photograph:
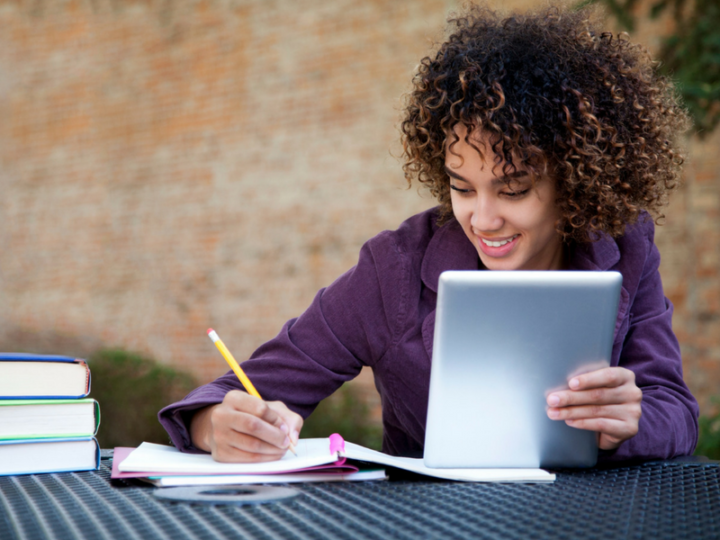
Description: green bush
695,398,720,460
301,384,383,451
88,349,197,449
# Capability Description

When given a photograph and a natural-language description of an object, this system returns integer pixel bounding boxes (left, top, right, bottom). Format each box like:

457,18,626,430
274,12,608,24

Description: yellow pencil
207,328,297,455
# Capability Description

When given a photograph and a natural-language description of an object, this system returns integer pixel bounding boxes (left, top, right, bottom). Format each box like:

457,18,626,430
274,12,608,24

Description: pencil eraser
207,328,214,334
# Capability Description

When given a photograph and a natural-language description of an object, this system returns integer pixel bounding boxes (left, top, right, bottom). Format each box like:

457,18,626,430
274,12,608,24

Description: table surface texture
0,457,718,540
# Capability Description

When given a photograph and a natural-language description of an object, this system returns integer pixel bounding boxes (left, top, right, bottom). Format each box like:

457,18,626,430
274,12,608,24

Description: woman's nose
470,195,504,232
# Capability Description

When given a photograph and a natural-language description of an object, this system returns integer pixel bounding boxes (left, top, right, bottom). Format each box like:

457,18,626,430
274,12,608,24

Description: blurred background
0,0,718,455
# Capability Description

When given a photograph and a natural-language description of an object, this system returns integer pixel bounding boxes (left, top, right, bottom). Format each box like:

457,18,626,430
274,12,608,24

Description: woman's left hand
546,367,642,450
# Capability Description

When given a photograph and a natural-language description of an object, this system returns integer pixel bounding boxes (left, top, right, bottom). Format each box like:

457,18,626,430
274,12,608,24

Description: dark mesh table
1,455,718,539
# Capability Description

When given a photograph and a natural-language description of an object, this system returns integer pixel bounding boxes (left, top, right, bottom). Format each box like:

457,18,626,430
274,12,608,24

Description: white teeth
481,235,518,247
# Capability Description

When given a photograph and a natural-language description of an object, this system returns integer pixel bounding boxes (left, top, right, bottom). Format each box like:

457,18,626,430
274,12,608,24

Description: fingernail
548,408,559,419
569,378,580,389
280,423,289,434
282,436,290,448
566,419,575,426
548,395,560,406
291,429,299,444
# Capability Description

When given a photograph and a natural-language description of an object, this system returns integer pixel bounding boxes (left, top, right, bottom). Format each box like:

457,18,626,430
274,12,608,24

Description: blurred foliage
301,384,383,451
88,349,197,449
695,398,720,460
581,0,720,136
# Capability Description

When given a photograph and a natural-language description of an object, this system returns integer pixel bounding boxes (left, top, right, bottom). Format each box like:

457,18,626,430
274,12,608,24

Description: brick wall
630,8,720,415
658,129,720,414
0,0,717,415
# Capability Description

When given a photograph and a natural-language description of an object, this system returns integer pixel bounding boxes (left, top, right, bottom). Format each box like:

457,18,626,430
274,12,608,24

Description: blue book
0,353,91,399
0,437,100,476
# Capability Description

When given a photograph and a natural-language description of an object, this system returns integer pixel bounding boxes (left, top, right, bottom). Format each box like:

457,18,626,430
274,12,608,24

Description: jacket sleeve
158,232,404,453
600,222,699,462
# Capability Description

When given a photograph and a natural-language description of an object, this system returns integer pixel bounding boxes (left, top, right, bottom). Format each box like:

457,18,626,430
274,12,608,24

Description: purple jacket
159,208,699,462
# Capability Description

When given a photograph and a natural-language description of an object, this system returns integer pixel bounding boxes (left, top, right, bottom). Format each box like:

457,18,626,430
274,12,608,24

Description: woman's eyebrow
443,165,529,185
444,166,471,183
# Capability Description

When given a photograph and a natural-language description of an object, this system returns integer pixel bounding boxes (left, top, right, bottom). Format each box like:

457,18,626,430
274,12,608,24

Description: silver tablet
424,271,622,469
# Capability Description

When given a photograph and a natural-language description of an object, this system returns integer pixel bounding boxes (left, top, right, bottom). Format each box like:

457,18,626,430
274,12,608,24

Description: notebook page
342,441,555,482
118,439,338,474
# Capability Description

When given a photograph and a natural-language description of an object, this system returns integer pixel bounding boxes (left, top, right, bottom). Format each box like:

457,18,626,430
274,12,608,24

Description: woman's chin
478,254,522,271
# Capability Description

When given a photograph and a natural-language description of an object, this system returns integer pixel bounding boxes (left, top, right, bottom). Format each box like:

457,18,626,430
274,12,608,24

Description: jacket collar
420,217,479,293
420,216,621,292
567,234,621,271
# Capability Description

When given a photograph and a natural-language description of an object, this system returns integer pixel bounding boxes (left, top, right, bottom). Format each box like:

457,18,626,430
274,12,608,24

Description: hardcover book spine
81,360,92,396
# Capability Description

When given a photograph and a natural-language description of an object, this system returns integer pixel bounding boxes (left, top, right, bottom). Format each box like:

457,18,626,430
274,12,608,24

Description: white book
140,469,388,487
0,438,100,476
0,399,99,440
0,354,90,399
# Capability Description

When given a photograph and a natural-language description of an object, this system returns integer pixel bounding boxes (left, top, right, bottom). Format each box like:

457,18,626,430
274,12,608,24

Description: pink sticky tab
329,433,345,455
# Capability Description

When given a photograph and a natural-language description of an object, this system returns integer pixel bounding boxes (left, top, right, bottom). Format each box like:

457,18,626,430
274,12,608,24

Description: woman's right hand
190,390,303,462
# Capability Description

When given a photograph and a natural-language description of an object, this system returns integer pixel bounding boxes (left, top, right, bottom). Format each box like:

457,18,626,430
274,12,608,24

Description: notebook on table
115,435,556,484
424,270,622,469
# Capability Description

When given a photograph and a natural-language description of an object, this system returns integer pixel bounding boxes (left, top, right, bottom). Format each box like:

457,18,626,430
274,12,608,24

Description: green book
0,399,100,440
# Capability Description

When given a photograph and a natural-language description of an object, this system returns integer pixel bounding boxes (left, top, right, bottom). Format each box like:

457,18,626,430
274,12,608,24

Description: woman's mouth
480,234,519,247
477,234,520,257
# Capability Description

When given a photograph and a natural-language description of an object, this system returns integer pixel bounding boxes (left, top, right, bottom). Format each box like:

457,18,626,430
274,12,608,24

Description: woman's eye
503,189,530,198
450,184,473,195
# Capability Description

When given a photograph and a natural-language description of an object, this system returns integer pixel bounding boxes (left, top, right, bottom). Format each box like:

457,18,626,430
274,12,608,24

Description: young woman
159,4,699,463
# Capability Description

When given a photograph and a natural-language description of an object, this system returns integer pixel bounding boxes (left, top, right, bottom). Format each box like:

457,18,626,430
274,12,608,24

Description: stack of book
0,353,100,476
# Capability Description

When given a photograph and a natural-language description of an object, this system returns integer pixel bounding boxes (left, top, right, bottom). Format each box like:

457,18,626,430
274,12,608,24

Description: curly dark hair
401,3,690,243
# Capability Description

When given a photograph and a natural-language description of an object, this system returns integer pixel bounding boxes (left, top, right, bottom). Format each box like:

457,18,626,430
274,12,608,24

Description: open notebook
115,434,555,484
112,446,386,486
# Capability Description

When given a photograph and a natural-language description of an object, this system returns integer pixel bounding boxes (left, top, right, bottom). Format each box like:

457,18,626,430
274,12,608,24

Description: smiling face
445,129,564,271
